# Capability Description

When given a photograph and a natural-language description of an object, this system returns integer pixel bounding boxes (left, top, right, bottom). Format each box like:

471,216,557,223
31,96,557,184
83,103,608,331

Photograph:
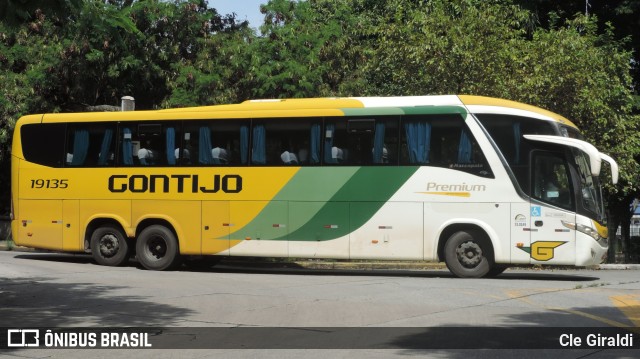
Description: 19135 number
30,179,69,189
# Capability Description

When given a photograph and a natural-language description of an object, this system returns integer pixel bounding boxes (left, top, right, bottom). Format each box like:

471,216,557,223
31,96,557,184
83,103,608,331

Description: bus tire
91,225,130,267
444,230,492,278
136,225,181,271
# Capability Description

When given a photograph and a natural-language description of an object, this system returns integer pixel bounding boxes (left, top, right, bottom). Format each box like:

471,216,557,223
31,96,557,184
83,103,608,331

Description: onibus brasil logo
518,241,567,261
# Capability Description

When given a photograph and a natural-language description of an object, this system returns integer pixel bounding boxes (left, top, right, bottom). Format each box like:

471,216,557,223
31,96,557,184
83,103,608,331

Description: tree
241,0,363,99
514,0,640,101
0,0,84,26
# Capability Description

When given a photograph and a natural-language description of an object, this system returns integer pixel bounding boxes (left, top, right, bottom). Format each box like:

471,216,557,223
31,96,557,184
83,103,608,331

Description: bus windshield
574,149,606,224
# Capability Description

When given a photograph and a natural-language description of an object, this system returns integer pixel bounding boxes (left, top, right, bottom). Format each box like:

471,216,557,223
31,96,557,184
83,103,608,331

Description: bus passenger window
21,123,66,167
260,118,320,166
401,115,493,177
66,123,116,167
183,120,247,166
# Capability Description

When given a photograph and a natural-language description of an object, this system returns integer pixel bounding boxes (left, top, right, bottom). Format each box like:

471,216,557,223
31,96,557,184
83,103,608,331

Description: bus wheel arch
87,219,131,267
438,224,496,278
135,219,182,271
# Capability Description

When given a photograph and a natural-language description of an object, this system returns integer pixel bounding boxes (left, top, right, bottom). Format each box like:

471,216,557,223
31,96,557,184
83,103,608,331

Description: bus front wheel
136,225,182,271
91,225,130,267
444,230,493,278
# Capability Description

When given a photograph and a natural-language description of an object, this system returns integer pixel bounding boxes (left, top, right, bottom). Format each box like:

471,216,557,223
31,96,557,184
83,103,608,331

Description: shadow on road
2,256,195,329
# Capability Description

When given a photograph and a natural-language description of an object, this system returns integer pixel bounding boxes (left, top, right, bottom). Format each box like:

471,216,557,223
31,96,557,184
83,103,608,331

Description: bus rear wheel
136,225,181,271
91,225,130,267
444,230,493,278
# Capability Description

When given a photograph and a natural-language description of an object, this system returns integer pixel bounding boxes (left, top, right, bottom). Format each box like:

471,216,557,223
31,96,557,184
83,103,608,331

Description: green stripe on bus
286,167,419,241
229,167,419,242
227,168,358,241
341,106,467,117
399,106,467,116
340,108,404,116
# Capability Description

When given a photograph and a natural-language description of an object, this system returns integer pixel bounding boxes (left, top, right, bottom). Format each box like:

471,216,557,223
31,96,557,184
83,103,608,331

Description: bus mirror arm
599,153,619,185
523,135,602,176
523,135,619,185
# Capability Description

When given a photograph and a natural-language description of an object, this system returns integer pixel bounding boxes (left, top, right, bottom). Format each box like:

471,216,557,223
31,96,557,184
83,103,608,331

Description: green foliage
0,0,84,26
243,0,362,99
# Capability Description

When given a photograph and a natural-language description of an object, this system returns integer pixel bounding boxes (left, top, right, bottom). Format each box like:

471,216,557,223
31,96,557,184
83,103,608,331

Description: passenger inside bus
331,146,344,163
137,140,155,165
281,150,299,165
211,147,228,164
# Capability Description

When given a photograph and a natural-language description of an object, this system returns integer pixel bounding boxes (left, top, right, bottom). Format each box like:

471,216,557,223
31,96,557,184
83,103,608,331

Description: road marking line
506,289,640,334
548,307,634,330
610,295,640,327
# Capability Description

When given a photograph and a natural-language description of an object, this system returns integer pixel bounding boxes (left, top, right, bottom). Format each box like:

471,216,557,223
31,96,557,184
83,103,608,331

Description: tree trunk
607,208,620,263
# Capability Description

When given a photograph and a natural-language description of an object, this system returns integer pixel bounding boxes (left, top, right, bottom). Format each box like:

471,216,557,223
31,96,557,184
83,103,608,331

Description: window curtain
166,127,176,165
97,128,113,166
323,123,336,163
69,129,89,166
252,124,266,164
403,120,430,164
310,123,321,164
122,128,133,165
199,127,214,164
240,125,249,164
458,129,472,164
372,122,386,163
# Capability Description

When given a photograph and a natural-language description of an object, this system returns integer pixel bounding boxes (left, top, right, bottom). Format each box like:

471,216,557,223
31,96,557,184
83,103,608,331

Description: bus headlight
561,221,608,245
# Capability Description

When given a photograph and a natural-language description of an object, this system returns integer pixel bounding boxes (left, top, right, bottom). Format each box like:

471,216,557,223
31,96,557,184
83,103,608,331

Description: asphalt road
0,251,638,358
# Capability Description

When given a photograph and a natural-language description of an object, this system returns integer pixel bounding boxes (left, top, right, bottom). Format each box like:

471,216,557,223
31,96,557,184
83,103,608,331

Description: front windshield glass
573,149,606,224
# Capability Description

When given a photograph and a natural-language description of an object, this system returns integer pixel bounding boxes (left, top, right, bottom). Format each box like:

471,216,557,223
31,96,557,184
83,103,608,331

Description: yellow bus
10,95,618,277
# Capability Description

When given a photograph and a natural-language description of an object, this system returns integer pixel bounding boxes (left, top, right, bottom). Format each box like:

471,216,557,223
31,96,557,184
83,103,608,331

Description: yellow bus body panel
458,95,578,129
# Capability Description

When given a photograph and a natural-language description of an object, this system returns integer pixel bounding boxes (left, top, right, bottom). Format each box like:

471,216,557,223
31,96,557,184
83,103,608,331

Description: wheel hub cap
99,234,119,258
456,241,482,267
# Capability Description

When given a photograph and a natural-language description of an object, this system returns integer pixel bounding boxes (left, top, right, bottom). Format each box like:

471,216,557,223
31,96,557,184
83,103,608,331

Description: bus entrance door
528,151,576,265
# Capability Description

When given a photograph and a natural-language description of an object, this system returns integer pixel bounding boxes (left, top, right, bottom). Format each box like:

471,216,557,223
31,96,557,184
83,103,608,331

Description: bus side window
401,115,493,177
21,123,66,167
66,123,116,167
261,118,320,166
183,120,247,166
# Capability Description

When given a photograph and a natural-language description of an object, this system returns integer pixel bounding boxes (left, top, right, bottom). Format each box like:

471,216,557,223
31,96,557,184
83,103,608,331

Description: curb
598,264,640,270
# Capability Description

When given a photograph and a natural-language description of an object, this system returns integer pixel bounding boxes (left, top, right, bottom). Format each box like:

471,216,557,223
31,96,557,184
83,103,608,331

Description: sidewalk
2,239,638,270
